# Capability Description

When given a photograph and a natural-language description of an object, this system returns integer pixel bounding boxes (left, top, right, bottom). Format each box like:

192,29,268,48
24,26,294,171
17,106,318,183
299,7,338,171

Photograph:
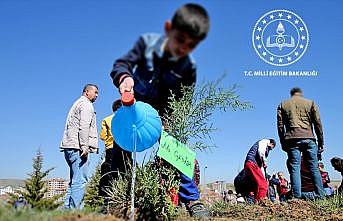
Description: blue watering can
111,92,162,152
111,92,162,221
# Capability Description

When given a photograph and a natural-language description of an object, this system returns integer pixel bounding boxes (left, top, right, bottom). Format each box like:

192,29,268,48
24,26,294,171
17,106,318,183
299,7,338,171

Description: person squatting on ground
234,139,276,203
277,87,325,199
223,190,237,205
60,84,99,209
318,162,334,197
276,171,290,202
109,3,210,216
99,99,132,199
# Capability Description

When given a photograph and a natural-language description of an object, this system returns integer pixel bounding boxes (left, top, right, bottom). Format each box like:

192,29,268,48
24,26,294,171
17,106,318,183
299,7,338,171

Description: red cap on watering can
121,92,135,106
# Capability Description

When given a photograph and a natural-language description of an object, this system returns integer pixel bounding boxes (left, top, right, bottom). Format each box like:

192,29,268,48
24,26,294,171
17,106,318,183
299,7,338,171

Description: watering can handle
121,91,135,106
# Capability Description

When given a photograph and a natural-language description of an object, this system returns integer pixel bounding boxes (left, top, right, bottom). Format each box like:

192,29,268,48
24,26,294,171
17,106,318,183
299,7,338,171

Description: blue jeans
63,149,89,209
279,195,287,202
286,139,324,199
302,191,317,200
324,187,334,197
245,194,254,204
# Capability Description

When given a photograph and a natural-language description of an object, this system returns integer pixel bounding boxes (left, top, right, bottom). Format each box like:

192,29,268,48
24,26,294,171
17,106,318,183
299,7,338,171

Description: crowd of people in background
233,87,342,204
227,160,339,205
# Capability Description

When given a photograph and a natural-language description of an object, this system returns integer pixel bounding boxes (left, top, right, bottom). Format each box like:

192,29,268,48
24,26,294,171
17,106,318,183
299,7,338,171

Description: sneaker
187,202,210,218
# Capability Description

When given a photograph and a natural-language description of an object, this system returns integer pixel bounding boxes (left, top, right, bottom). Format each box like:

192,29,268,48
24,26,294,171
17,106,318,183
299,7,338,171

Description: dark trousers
99,144,132,197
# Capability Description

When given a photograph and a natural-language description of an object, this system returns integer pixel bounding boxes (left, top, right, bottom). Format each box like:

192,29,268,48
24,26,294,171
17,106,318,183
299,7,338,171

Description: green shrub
210,200,230,216
163,77,252,150
314,193,343,213
106,161,179,220
91,77,250,220
84,163,104,211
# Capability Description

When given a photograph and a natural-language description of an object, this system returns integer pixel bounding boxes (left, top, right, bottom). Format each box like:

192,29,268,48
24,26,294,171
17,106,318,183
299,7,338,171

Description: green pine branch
163,76,252,150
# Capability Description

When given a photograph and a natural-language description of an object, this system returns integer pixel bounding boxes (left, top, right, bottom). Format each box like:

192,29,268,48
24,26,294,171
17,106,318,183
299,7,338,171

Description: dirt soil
53,200,343,221
212,200,343,221
54,213,125,221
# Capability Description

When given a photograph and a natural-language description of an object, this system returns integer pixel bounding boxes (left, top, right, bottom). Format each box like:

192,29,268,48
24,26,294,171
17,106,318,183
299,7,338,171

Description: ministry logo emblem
252,9,309,66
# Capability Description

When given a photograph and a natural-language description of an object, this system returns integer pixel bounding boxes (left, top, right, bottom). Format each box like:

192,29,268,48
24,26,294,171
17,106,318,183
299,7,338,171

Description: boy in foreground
110,3,210,217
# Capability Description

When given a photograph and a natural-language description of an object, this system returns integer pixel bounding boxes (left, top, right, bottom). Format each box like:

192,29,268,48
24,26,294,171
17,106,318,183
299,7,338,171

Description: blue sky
0,0,342,184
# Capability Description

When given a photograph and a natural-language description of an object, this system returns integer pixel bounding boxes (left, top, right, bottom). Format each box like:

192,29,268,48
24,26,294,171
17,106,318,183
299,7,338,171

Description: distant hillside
0,179,25,188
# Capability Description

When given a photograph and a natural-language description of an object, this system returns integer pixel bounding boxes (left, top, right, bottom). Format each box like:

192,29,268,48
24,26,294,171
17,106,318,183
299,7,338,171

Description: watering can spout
121,92,135,106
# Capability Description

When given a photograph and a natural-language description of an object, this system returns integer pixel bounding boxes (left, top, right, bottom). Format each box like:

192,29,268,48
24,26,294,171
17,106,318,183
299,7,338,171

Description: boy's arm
110,36,146,88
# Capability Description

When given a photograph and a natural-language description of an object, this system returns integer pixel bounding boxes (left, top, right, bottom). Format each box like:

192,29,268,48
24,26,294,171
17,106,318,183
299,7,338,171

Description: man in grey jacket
60,84,99,209
277,87,324,199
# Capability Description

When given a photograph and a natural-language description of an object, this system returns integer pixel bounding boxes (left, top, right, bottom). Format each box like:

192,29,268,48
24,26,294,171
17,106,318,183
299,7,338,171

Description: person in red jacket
318,162,334,196
276,171,289,202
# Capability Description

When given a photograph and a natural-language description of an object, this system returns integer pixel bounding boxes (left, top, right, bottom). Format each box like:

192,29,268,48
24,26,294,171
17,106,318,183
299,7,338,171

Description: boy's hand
119,76,134,95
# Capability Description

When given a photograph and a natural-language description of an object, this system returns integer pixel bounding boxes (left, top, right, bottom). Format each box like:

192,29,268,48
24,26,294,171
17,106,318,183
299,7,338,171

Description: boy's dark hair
269,139,276,146
82,83,98,93
112,99,122,112
171,3,210,40
290,87,302,96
